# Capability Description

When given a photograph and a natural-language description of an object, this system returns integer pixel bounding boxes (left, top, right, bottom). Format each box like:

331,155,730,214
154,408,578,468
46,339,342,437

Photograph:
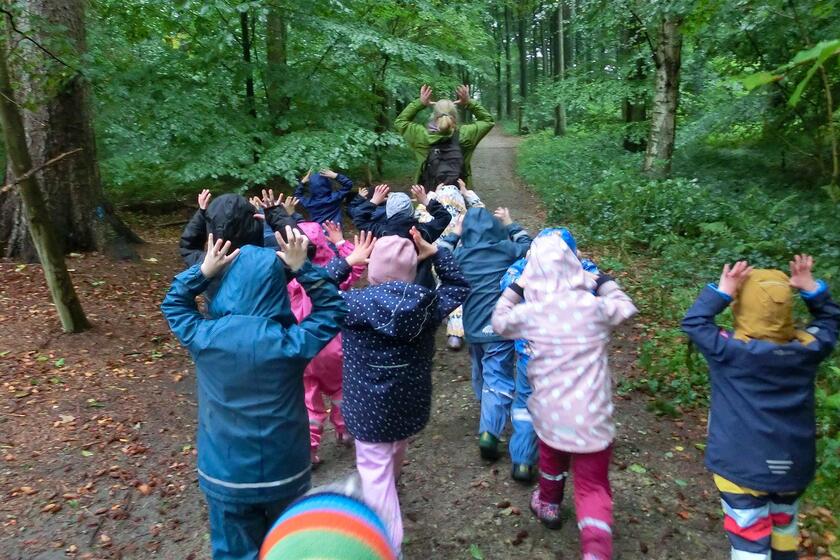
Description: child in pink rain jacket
288,221,367,464
491,233,637,560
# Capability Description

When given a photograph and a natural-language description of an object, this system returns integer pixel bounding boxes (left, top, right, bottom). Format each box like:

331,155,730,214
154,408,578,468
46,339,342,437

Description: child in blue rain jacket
498,227,599,482
293,169,355,225
682,255,839,560
439,206,532,461
161,231,347,560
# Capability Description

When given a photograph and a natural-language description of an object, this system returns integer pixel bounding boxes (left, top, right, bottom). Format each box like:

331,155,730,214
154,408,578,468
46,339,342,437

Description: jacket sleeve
327,174,354,205
265,206,298,239
595,280,638,327
430,248,470,324
801,284,840,360
507,223,532,259
394,99,429,150
324,256,353,287
179,210,208,267
492,287,528,340
437,233,460,253
336,241,366,290
418,199,452,243
464,190,485,209
681,285,736,363
293,181,305,199
276,262,348,361
349,198,387,237
160,265,212,351
458,100,495,148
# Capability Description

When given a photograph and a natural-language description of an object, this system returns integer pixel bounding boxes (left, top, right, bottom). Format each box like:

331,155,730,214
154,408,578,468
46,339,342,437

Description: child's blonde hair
432,99,458,134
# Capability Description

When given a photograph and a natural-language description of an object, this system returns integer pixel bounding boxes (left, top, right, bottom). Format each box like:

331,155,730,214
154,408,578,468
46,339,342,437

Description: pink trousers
355,439,409,553
303,336,346,451
539,439,614,560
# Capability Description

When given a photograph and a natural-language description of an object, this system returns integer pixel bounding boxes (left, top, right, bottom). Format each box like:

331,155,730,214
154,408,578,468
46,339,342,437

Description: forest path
0,128,728,560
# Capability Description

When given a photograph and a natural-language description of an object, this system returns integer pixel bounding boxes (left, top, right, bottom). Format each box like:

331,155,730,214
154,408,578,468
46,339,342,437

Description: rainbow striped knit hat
259,492,397,560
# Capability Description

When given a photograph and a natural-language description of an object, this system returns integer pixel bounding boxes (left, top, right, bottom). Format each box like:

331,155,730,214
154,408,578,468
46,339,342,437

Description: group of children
161,84,839,560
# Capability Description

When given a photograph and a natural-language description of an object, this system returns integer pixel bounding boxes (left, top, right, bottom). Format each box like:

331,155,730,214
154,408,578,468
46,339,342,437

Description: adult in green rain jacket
394,84,494,187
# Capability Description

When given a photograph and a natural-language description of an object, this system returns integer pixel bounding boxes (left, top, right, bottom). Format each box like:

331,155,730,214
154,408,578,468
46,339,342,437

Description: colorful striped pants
714,475,803,560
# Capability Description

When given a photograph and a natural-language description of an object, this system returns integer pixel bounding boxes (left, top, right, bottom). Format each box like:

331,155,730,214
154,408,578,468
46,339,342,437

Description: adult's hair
432,99,458,134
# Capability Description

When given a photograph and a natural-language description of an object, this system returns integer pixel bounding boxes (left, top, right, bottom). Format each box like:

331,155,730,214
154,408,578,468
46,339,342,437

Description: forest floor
0,128,732,560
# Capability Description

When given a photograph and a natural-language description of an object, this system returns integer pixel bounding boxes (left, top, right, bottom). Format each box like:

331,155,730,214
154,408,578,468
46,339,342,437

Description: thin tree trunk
568,0,576,68
0,32,89,332
0,1,139,261
643,16,683,176
504,6,513,119
818,66,839,185
620,18,647,152
530,19,538,88
266,6,290,135
240,10,259,162
372,57,390,178
554,6,566,136
517,9,527,132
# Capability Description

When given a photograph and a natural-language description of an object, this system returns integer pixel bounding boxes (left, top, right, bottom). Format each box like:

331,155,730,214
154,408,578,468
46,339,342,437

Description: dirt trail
0,128,728,559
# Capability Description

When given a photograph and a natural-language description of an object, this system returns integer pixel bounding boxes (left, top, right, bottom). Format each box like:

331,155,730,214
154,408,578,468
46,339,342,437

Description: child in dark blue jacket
682,255,839,560
293,168,355,225
162,229,349,560
439,206,532,461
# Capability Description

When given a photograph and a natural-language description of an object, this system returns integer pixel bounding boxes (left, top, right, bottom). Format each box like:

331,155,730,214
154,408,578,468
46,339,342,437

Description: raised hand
410,184,429,206
261,188,281,208
457,178,467,193
198,189,212,210
359,187,370,199
420,84,433,106
200,233,240,279
282,196,299,215
345,231,376,267
718,261,754,297
324,220,344,245
275,226,310,273
454,84,470,105
249,196,263,211
410,226,437,261
789,254,818,292
494,207,513,226
301,169,312,184
370,184,390,206
319,169,338,179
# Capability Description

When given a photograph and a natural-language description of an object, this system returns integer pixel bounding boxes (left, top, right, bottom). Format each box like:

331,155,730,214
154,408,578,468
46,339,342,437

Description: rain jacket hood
522,235,596,301
208,245,296,327
308,174,333,199
205,194,263,250
461,208,508,248
733,269,796,344
296,222,334,266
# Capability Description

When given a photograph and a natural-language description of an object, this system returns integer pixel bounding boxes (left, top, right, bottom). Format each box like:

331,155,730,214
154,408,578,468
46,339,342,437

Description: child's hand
411,226,438,261
359,187,370,199
410,184,429,206
319,169,338,179
420,84,433,106
198,189,212,210
301,169,312,184
201,234,240,279
457,178,467,193
275,226,310,273
454,84,470,105
370,184,390,205
345,231,376,266
789,254,818,292
261,188,281,208
452,214,464,236
718,261,753,297
282,196,299,215
324,221,344,245
494,207,513,226
249,196,263,211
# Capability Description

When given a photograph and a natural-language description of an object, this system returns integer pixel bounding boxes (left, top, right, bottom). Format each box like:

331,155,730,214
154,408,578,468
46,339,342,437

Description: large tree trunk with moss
0,30,89,332
266,6,290,135
643,16,683,176
0,0,139,261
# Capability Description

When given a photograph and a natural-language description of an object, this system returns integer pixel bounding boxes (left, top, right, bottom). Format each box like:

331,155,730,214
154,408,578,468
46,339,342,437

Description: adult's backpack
420,131,465,190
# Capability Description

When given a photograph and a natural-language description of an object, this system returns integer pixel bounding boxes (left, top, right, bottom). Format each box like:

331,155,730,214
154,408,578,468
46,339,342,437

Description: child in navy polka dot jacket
324,227,470,555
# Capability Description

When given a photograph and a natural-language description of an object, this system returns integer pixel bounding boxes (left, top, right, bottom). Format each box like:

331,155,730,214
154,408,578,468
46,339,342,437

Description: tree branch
0,148,82,194
629,9,657,63
0,8,78,72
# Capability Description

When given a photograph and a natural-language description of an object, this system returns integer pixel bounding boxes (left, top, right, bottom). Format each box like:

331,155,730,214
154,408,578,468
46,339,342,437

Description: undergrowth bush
518,126,840,513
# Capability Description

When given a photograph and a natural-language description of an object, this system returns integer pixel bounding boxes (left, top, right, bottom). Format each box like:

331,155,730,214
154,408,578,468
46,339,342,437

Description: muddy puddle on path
0,127,727,560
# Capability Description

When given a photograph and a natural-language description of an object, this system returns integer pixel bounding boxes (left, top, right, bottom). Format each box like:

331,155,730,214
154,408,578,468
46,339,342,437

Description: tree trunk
620,18,647,152
266,6,290,135
372,57,390,178
643,16,683,176
0,31,89,332
517,9,527,132
0,0,139,261
240,10,259,162
530,19,538,89
504,6,513,119
554,6,567,136
568,0,576,68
